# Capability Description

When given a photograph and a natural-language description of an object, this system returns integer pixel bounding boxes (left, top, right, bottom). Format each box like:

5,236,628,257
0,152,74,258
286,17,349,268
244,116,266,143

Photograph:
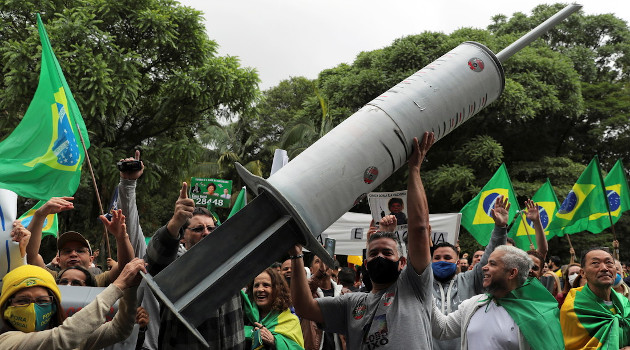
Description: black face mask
366,256,401,284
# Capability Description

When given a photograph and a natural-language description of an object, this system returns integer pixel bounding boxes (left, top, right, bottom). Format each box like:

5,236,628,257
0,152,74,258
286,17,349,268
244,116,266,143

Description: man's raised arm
525,199,548,259
406,132,434,275
25,197,74,267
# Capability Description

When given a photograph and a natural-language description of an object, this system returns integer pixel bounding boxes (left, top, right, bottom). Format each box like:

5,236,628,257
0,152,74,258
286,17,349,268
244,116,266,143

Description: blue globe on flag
608,190,621,211
482,192,502,217
527,205,549,229
558,191,578,214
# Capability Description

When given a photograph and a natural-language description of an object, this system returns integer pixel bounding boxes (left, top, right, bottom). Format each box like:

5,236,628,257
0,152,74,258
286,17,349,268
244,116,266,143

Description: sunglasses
187,225,216,233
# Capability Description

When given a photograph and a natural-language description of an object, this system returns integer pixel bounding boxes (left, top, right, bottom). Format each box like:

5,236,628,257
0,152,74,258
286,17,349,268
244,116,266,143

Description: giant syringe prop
141,4,582,347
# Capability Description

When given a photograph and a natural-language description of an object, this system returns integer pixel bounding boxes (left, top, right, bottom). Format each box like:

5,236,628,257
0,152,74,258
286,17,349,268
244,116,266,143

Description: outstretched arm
406,132,434,274
25,197,74,267
118,150,146,257
99,209,134,282
525,199,548,259
289,245,324,324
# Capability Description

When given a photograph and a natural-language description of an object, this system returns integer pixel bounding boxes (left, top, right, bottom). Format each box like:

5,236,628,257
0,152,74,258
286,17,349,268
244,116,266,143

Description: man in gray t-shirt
290,132,436,349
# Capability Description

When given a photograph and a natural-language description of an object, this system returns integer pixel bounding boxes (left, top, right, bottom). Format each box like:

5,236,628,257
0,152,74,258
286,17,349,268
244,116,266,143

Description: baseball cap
57,231,92,254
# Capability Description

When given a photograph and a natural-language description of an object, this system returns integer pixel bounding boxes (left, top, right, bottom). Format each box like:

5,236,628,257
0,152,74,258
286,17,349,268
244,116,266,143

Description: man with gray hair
432,245,564,350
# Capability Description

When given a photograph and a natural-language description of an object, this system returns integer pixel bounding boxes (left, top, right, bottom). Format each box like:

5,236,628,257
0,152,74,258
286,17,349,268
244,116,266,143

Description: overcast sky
178,1,629,90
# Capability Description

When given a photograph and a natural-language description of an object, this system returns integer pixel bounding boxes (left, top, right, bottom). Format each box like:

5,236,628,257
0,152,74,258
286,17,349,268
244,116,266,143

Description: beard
484,277,510,296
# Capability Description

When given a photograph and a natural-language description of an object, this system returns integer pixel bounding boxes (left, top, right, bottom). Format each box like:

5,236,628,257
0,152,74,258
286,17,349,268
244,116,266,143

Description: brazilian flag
18,201,58,239
560,284,630,349
241,290,304,350
0,14,89,200
548,156,609,236
460,164,519,246
587,160,630,233
227,186,247,219
509,179,560,251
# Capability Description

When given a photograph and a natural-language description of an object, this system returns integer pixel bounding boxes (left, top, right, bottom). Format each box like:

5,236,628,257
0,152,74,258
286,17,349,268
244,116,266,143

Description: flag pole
517,211,535,249
594,156,618,260
565,233,576,264
75,122,112,258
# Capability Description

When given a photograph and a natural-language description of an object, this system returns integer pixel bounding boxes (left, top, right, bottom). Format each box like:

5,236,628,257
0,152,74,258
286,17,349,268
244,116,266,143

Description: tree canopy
2,2,629,263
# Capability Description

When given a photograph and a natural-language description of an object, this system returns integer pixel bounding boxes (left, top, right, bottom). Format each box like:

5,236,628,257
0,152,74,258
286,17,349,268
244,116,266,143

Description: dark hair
338,267,355,287
549,255,561,267
432,242,457,258
562,263,581,293
387,197,404,209
206,182,216,190
183,207,217,229
506,237,516,246
580,247,613,268
56,266,97,287
247,268,291,312
270,262,282,269
368,231,403,257
526,250,544,274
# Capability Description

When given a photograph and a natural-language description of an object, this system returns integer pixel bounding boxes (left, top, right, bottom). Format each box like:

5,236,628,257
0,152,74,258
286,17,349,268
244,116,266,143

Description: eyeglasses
60,248,90,255
58,278,86,286
187,225,216,233
10,295,55,307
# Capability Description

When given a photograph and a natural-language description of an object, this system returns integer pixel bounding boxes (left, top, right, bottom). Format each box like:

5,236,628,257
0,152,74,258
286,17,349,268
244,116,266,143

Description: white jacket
431,294,531,350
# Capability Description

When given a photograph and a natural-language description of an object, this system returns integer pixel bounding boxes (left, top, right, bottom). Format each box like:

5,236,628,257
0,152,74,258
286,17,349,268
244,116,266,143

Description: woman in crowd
556,262,581,307
56,266,97,287
242,267,304,349
0,258,145,349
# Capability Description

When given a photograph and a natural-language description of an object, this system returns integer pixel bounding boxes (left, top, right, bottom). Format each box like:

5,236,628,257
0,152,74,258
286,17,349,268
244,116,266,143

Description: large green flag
547,156,609,236
460,164,519,246
18,201,58,239
0,14,89,200
587,160,630,233
509,179,560,251
227,186,247,219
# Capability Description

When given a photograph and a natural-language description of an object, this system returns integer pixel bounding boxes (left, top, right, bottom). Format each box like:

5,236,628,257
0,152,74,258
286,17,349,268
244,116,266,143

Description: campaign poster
189,177,233,208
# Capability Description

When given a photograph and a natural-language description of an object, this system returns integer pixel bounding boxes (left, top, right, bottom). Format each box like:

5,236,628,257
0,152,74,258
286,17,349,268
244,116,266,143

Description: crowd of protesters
2,132,630,349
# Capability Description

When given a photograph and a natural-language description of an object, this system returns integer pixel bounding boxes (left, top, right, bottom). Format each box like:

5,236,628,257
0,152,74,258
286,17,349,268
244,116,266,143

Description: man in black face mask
290,132,435,349
431,195,509,350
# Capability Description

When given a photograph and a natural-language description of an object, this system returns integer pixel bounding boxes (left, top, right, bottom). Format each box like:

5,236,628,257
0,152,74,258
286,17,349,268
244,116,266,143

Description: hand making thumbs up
166,182,196,238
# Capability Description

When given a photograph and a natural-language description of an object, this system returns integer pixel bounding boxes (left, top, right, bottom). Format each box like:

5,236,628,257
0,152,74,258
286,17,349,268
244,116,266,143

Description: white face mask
568,273,579,287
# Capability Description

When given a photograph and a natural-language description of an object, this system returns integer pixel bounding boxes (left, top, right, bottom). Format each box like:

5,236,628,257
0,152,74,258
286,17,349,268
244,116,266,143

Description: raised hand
36,197,74,217
490,195,510,227
120,149,144,180
524,199,540,223
11,220,31,257
378,215,398,233
409,132,435,169
100,209,127,239
112,258,147,290
167,182,195,237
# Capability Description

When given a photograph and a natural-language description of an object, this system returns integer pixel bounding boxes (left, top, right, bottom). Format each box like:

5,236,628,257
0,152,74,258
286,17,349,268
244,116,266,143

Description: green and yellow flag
18,201,58,239
508,180,560,251
0,14,89,200
548,156,609,236
587,160,630,233
460,164,519,246
560,284,630,349
241,290,304,350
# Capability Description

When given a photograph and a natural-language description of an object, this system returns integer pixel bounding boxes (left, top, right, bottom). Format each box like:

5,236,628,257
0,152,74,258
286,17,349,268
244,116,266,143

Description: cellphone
324,238,336,257
117,160,142,172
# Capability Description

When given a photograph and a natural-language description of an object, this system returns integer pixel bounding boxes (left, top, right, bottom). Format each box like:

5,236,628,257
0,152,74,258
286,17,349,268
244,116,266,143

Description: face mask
4,302,57,332
432,261,457,281
366,256,401,284
568,273,578,287
614,273,623,287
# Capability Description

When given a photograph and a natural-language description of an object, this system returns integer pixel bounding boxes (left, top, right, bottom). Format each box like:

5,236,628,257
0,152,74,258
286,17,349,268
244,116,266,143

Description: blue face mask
432,261,457,281
614,273,623,287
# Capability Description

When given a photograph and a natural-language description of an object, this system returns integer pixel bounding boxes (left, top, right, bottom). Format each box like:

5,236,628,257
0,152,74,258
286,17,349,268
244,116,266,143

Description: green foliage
1,0,259,248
